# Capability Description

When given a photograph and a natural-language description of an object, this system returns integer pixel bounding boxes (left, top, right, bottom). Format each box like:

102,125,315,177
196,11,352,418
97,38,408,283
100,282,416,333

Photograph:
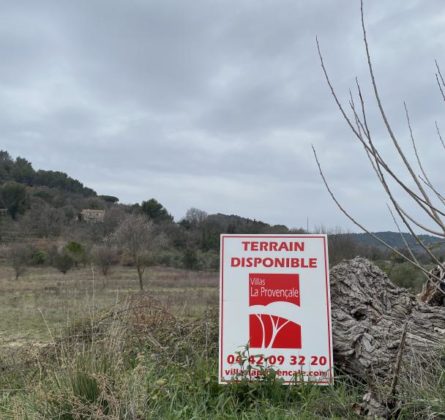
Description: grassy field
0,264,218,348
0,264,443,418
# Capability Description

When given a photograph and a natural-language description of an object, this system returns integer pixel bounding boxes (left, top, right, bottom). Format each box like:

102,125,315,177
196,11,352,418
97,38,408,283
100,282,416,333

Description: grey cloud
1,0,444,229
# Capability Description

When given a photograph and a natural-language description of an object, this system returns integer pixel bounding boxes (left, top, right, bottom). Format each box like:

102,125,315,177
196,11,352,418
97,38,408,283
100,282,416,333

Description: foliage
11,157,34,185
155,249,183,267
0,182,29,219
0,150,96,197
0,150,13,181
82,197,106,210
99,195,119,204
30,249,48,266
141,198,174,224
182,248,199,270
382,261,427,293
64,241,88,267
179,212,304,253
53,251,75,274
34,170,96,197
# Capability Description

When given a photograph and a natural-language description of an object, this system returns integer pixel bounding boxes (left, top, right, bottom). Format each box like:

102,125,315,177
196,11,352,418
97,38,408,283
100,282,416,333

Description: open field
0,264,367,419
1,264,444,418
0,264,218,349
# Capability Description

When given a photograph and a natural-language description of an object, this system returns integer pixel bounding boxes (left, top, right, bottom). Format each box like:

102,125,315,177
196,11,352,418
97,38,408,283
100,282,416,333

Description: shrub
198,250,219,271
388,262,426,293
30,249,48,265
53,252,75,274
92,245,119,277
182,248,199,270
64,241,88,267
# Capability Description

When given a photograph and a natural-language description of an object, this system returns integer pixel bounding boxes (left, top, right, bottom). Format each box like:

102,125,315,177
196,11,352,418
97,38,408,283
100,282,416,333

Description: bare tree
184,208,208,226
19,198,65,238
92,241,119,278
314,0,445,293
8,244,32,280
113,215,166,290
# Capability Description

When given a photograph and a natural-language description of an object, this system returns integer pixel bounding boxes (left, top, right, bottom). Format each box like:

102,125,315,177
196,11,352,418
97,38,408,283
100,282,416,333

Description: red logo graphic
249,273,301,349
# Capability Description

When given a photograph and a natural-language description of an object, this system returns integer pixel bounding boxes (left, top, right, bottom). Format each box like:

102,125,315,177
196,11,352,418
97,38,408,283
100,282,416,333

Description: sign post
219,234,333,385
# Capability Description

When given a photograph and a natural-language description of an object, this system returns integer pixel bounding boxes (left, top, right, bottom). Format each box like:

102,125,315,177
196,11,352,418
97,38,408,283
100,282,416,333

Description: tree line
0,150,394,290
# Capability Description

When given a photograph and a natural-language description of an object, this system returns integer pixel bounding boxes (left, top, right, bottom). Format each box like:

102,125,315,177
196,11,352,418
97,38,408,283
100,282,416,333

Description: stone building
79,209,105,223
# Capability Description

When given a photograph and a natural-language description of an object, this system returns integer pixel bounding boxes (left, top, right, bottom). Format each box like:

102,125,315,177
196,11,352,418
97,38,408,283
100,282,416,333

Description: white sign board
219,234,333,385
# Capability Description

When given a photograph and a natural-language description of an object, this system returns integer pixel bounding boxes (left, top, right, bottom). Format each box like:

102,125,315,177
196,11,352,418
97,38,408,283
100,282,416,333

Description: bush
53,252,75,274
30,249,48,265
64,241,88,267
198,250,219,271
387,262,426,293
182,248,199,270
92,245,119,277
156,249,183,268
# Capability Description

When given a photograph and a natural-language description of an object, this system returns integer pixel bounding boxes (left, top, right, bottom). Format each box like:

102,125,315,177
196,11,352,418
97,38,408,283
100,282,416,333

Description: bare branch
397,205,445,238
312,146,442,280
419,174,445,207
405,102,445,219
435,121,445,151
317,36,445,221
435,60,445,102
387,205,422,269
348,88,445,231
360,0,441,224
363,142,444,266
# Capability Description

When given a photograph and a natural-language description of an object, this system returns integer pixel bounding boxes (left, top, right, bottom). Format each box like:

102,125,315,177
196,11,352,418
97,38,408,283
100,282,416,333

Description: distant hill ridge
343,231,444,254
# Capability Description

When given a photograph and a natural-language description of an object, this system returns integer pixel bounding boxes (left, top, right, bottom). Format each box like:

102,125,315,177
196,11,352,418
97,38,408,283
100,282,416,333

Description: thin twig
317,37,445,221
389,320,409,400
312,146,443,281
435,121,445,151
405,103,445,211
361,0,441,227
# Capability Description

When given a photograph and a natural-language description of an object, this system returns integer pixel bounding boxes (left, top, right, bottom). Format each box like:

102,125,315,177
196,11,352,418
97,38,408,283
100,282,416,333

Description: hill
1,149,443,261
0,151,96,197
346,231,445,255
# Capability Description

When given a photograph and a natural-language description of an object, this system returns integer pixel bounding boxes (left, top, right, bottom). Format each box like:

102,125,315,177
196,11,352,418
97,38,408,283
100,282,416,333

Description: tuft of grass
0,295,365,419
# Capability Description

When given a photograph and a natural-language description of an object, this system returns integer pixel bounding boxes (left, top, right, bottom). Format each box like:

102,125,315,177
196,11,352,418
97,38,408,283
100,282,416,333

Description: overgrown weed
1,294,444,418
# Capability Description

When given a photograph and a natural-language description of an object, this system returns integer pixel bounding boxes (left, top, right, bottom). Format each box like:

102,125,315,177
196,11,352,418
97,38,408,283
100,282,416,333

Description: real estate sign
219,234,333,385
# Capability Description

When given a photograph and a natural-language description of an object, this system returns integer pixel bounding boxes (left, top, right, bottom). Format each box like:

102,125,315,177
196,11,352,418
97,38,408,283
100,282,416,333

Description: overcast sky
2,0,445,231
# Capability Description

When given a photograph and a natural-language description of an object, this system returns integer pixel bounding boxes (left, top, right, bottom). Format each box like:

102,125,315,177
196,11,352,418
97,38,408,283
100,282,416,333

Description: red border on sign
219,235,225,382
219,234,333,385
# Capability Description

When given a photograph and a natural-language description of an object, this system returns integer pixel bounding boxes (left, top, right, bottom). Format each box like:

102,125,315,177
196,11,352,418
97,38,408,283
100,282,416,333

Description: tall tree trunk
137,264,144,290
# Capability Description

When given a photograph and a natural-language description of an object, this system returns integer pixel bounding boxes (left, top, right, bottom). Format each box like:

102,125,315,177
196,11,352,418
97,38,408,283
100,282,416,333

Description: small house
79,209,105,223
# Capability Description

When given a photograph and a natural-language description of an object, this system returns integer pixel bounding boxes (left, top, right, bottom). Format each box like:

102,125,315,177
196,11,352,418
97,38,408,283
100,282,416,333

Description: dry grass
2,263,445,418
0,264,218,349
0,292,364,419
